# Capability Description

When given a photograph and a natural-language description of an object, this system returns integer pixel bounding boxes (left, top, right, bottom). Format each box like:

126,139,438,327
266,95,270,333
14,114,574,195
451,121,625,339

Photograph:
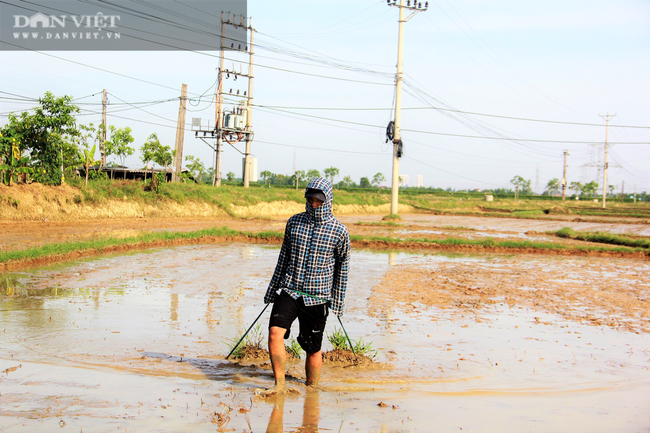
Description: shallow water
1,244,649,432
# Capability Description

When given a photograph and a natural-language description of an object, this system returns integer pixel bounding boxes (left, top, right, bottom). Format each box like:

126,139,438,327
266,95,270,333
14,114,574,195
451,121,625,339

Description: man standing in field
264,177,351,390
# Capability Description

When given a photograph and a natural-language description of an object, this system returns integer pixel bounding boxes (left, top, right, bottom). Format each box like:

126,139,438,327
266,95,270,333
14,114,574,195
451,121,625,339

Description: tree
323,166,340,184
105,125,135,179
1,92,80,185
226,171,236,182
372,172,386,187
569,181,583,197
293,170,306,189
510,175,531,199
545,178,561,196
342,175,352,188
260,170,274,186
153,144,175,178
140,133,163,182
360,177,371,188
582,181,599,198
306,169,321,181
185,155,206,183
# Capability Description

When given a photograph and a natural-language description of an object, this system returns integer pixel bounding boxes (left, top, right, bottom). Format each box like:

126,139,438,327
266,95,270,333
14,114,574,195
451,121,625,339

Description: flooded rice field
1,244,649,432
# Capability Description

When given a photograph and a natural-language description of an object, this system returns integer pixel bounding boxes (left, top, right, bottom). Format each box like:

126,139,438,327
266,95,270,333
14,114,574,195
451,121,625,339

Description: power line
256,139,385,155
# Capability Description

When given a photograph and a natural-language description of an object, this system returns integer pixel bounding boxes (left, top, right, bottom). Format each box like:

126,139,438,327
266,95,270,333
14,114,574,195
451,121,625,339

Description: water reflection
266,390,320,433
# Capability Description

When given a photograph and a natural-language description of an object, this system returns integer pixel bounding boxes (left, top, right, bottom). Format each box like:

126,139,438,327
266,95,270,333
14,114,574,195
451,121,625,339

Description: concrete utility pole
562,149,568,201
101,89,107,168
243,18,254,188
388,0,427,215
192,13,253,187
600,113,616,208
172,83,187,182
214,14,227,187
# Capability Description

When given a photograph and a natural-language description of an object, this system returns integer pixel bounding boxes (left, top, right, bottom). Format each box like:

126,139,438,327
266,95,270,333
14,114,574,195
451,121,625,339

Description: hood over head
305,177,334,224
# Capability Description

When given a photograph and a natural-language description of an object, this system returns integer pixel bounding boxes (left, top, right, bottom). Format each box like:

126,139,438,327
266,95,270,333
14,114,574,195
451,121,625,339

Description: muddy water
1,245,649,432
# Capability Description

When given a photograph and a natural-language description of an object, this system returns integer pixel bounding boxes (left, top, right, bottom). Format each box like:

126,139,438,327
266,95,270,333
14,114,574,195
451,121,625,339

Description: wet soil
1,218,650,432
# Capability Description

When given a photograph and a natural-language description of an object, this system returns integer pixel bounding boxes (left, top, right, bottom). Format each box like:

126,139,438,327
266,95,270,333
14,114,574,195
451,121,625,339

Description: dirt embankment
0,184,414,222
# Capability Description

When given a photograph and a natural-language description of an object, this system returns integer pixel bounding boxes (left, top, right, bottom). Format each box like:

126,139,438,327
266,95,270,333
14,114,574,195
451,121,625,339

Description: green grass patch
355,221,402,227
350,233,643,254
0,226,283,264
382,214,402,221
441,225,476,231
553,227,650,249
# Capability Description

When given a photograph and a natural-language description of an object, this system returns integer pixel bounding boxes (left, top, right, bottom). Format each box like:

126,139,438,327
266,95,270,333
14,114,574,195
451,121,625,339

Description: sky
1,0,649,193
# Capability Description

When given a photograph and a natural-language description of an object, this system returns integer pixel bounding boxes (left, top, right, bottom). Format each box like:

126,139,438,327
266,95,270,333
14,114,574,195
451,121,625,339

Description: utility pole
213,14,227,187
388,0,427,215
172,83,187,182
562,149,568,201
193,13,253,188
600,113,616,208
243,18,255,187
101,89,107,168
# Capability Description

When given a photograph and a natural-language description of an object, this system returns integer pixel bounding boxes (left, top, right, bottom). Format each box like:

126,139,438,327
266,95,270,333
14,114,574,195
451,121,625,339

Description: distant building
415,175,423,188
400,174,409,187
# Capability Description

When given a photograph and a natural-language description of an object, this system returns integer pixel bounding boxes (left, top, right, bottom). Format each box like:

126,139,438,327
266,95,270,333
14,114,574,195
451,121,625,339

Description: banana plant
82,143,100,186
0,140,33,186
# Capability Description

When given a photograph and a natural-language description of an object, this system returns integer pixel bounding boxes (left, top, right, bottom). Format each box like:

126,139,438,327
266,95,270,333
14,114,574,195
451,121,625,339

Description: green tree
582,181,599,198
342,175,352,187
360,177,371,188
185,155,207,183
226,171,236,182
510,175,531,199
372,172,386,187
569,181,583,197
306,169,321,181
105,125,135,179
1,92,80,185
140,133,160,182
260,170,274,186
293,169,306,189
323,166,340,184
153,144,175,178
545,178,561,196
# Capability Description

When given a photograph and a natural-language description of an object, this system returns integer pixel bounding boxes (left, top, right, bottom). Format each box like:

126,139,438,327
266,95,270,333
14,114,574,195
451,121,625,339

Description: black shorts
269,290,329,353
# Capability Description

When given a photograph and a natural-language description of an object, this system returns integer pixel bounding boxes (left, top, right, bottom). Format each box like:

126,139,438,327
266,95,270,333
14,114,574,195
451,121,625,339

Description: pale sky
1,0,649,193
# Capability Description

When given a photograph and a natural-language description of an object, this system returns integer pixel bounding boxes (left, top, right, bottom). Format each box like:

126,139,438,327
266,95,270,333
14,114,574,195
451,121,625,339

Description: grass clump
285,338,303,360
227,324,268,360
327,328,378,359
382,214,402,221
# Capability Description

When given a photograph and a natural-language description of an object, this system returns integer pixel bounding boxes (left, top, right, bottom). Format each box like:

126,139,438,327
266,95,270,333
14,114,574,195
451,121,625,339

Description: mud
1,242,649,432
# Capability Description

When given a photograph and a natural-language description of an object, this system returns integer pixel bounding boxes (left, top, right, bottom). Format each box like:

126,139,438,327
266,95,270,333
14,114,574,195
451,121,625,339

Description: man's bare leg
268,326,287,390
305,350,322,387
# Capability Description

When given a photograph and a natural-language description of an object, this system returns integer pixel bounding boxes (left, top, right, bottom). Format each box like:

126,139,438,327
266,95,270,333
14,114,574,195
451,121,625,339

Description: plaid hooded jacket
264,177,351,317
